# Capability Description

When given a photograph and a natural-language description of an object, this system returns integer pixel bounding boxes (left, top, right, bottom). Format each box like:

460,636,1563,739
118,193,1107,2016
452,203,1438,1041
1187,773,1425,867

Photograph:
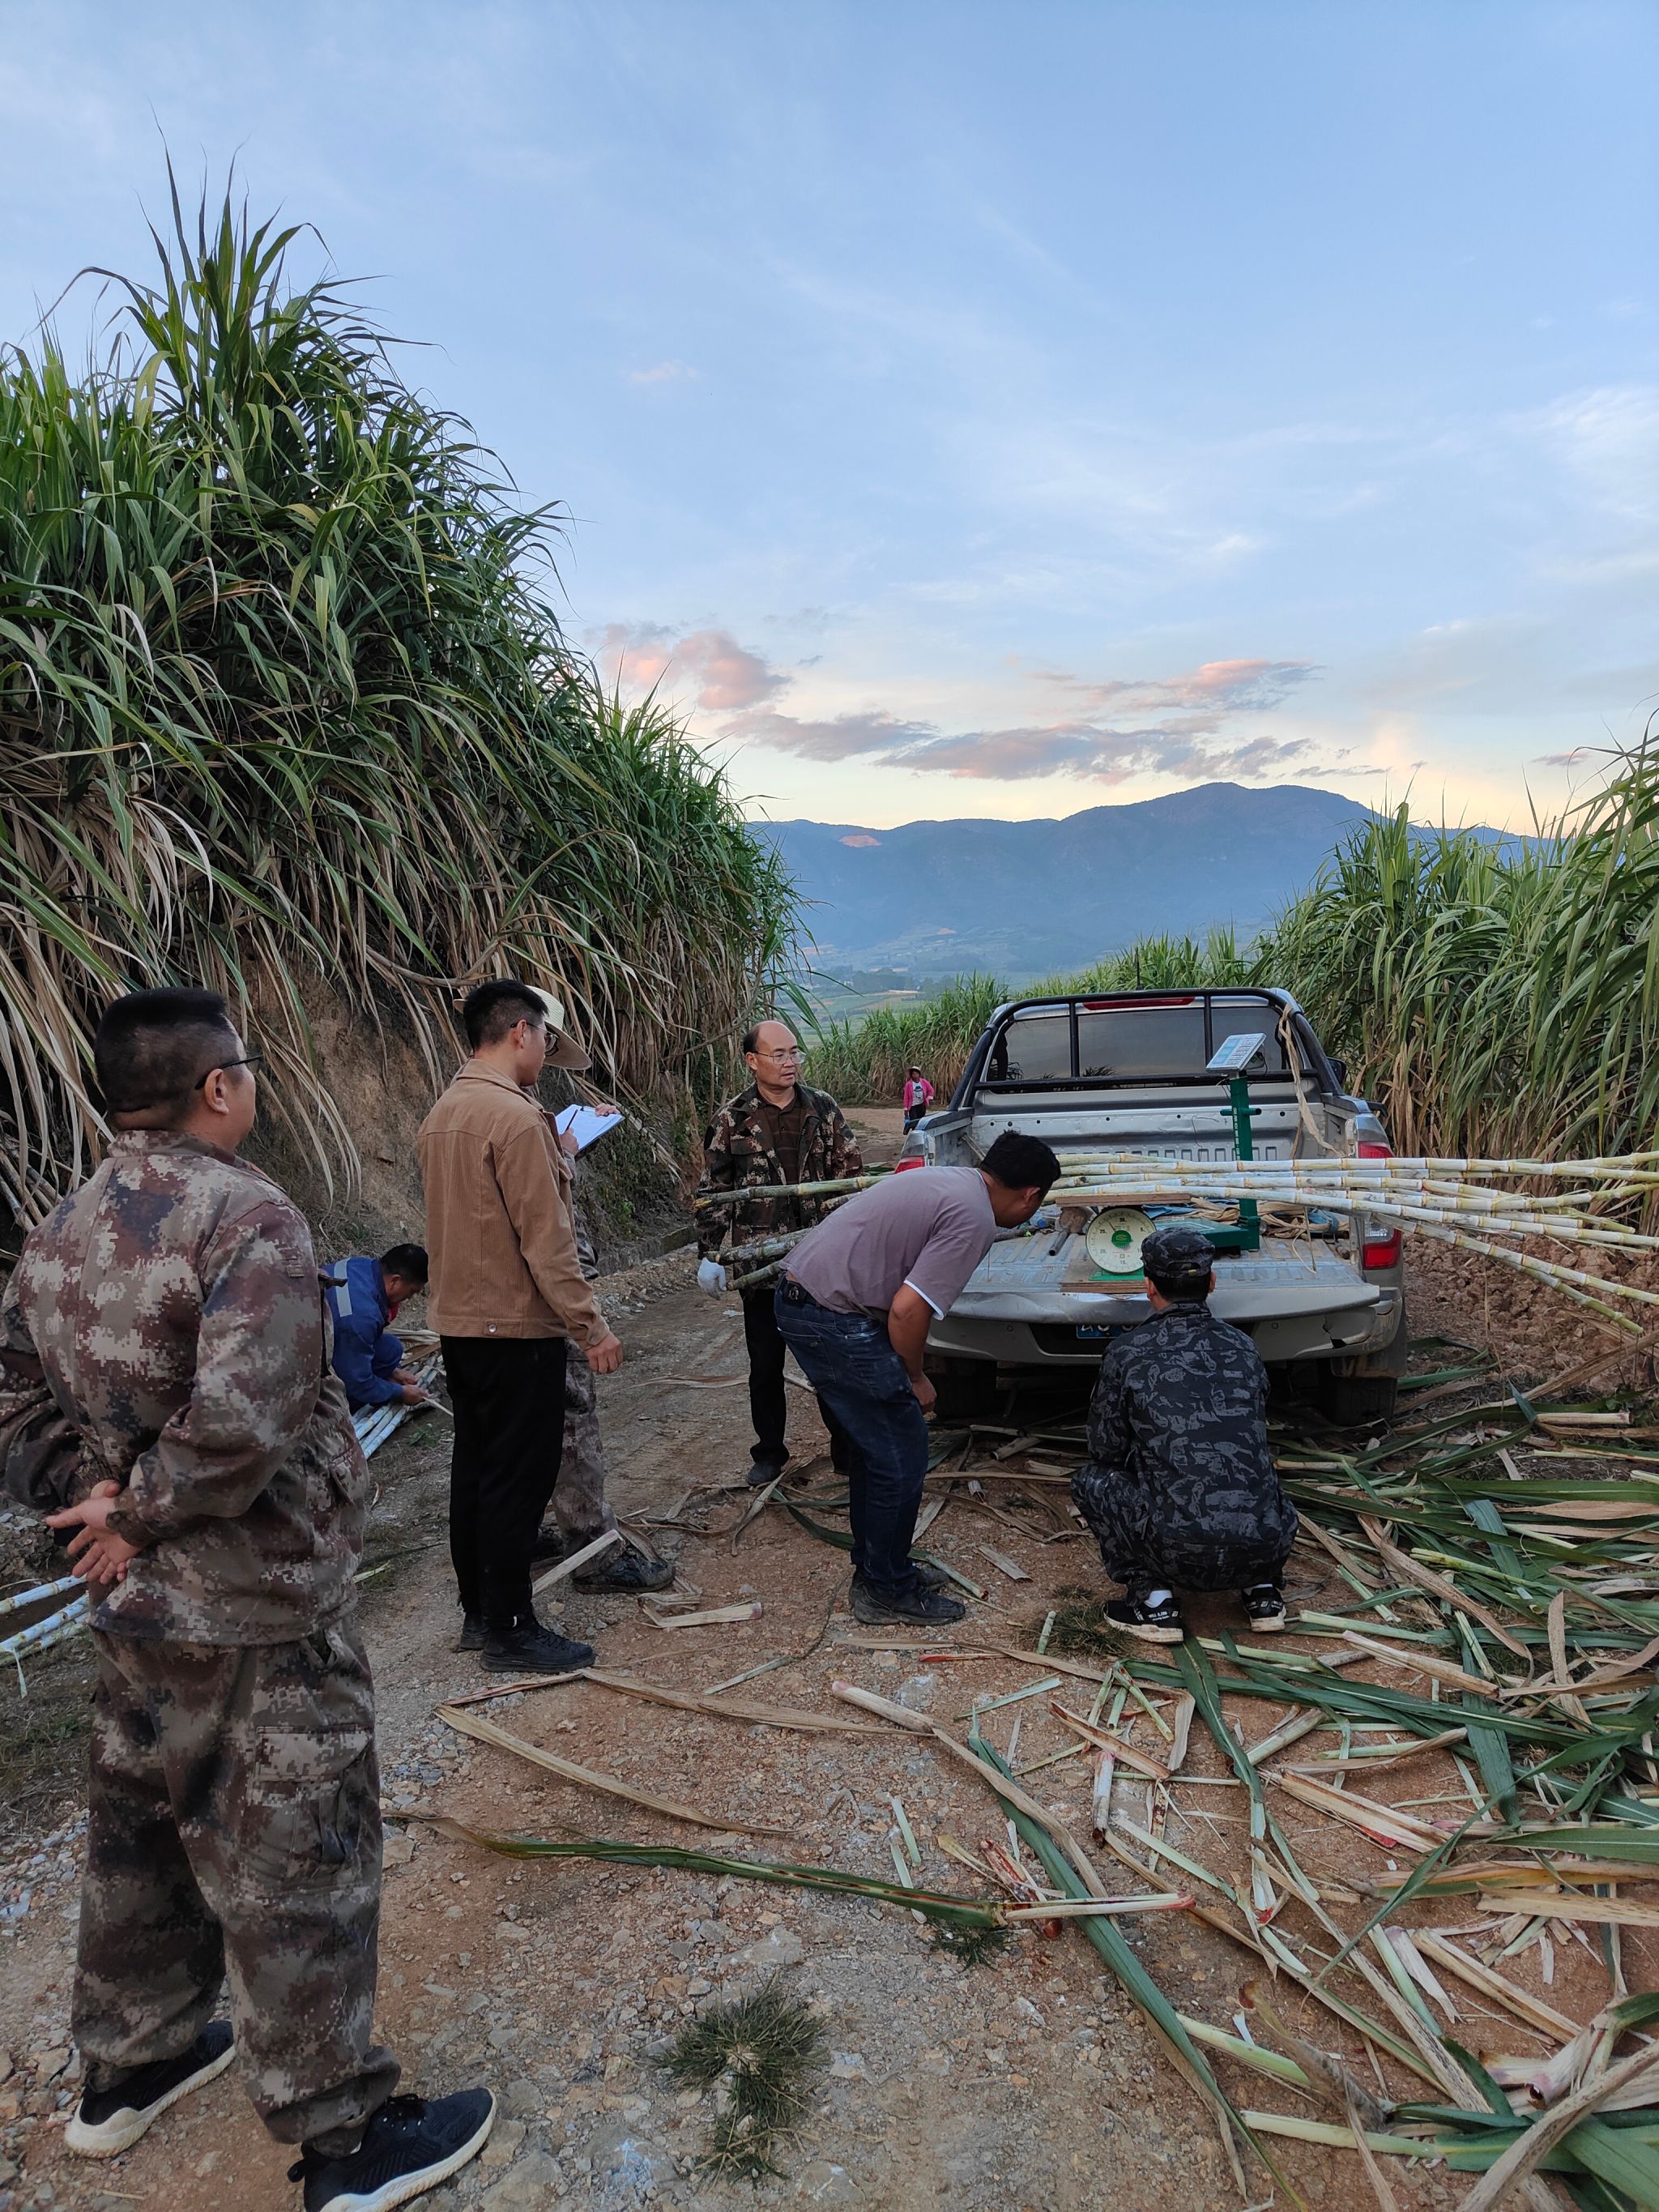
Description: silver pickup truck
905,988,1407,1425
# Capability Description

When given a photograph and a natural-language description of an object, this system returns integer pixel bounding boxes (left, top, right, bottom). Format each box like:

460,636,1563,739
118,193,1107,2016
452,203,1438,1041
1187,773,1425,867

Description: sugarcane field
4,36,1658,2211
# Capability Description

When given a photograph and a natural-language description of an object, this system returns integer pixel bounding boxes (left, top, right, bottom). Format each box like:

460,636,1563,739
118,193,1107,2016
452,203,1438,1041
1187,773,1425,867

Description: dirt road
0,1155,1628,2210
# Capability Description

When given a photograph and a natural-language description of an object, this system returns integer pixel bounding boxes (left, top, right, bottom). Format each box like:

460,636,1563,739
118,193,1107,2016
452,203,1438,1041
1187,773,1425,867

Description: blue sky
2,1,1654,831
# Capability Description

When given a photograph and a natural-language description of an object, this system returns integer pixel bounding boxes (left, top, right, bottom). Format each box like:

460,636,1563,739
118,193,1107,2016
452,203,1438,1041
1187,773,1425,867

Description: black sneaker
746,1458,788,1488
850,1572,967,1626
569,1541,674,1593
289,2089,495,2212
480,1619,595,1674
1242,1584,1287,1633
456,1612,484,1652
1104,1594,1186,1646
66,2022,236,2157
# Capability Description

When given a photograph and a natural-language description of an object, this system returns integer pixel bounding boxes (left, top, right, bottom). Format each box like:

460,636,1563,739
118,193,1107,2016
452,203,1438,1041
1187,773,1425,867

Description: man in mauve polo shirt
418,979,624,1676
775,1130,1060,1625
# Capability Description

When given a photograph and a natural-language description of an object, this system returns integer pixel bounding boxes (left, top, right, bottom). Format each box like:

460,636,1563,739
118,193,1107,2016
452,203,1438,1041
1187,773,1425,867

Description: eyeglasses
754,1048,802,1061
193,1053,264,1090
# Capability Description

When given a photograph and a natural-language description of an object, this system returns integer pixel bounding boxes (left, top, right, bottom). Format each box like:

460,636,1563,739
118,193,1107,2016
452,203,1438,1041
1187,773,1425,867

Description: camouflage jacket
696,1083,861,1260
1074,1303,1297,1590
0,1133,368,1646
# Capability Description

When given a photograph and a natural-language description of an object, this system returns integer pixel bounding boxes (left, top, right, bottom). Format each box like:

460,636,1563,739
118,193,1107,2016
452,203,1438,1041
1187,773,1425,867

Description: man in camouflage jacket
0,989,490,2202
1071,1223,1298,1642
696,1018,862,1481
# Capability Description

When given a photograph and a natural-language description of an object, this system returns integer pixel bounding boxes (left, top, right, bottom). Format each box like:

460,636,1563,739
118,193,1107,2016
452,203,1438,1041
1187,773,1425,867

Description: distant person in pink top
902,1066,935,1131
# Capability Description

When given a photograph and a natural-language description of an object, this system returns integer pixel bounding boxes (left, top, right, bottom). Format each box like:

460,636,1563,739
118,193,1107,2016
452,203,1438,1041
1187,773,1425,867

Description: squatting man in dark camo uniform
0,989,493,2212
1071,1222,1299,1644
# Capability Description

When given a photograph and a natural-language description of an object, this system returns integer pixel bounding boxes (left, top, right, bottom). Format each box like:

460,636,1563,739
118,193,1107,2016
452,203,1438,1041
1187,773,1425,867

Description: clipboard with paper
556,1104,624,1153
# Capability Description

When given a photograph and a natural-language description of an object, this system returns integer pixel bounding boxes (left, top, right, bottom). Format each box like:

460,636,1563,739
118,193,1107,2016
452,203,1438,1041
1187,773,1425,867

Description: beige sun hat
530,987,591,1073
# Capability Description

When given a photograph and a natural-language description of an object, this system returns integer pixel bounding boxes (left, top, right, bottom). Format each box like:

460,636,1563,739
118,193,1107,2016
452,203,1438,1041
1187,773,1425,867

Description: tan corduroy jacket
417,1062,607,1347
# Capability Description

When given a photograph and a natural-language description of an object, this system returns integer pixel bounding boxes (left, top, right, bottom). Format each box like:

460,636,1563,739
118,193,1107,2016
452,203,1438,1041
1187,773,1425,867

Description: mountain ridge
751,782,1382,978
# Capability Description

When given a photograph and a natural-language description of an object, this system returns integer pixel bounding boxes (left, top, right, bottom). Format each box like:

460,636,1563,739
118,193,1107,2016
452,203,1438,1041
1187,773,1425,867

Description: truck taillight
1354,1139,1400,1266
894,1154,926,1172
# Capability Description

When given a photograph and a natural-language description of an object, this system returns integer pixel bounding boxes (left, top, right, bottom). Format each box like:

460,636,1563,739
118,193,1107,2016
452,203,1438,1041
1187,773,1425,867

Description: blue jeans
774,1280,929,1596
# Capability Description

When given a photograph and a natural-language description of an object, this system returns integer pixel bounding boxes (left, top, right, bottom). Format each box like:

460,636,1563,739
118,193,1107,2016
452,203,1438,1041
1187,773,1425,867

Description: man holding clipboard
420,980,665,1673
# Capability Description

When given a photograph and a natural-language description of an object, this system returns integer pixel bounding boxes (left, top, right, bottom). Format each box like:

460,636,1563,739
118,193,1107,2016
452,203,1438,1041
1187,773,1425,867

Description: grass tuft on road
665,1975,827,2178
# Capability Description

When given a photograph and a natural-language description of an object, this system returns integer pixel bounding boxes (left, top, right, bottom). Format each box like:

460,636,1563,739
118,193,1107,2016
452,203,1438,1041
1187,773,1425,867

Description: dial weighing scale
1076,1032,1266,1283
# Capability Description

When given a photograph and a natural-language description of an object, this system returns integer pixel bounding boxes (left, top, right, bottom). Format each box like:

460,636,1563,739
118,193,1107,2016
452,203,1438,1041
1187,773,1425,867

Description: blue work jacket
326,1255,405,1411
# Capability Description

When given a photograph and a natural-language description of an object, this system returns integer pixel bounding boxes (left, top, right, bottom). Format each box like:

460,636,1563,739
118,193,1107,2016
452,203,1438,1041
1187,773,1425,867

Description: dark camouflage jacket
0,1133,368,1645
696,1083,861,1259
1072,1302,1297,1591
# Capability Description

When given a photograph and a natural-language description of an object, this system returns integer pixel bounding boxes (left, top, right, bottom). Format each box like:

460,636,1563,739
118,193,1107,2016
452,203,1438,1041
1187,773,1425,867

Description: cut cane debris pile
429,1343,1659,2206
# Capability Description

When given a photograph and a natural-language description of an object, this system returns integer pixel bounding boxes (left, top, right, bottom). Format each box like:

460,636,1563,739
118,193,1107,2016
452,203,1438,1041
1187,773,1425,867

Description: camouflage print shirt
1073,1302,1297,1591
0,1133,368,1645
696,1083,862,1260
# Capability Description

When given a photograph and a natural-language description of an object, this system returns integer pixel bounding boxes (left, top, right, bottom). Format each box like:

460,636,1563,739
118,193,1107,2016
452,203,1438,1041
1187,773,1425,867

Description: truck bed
927,1227,1388,1368
914,986,1405,1377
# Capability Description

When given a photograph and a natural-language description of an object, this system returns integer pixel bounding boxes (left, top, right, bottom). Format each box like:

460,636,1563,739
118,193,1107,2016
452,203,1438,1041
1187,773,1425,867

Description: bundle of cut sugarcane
1050,1148,1659,1332
717,1194,864,1292
694,1171,891,1210
0,1574,89,1686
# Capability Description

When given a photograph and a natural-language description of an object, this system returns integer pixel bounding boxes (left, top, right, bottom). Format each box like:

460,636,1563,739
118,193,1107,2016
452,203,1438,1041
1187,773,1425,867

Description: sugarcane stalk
1052,1149,1659,1178
420,1817,1007,1932
724,1230,808,1266
2,1591,90,1689
695,1172,891,1210
0,1574,80,1621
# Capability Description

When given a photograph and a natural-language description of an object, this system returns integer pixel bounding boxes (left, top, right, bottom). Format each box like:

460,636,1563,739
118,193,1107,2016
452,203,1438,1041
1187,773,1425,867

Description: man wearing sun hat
419,978,633,1675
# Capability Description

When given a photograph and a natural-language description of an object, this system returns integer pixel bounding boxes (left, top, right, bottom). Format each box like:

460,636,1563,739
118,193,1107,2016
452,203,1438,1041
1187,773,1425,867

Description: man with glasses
418,979,642,1675
697,1019,862,1486
0,987,494,2210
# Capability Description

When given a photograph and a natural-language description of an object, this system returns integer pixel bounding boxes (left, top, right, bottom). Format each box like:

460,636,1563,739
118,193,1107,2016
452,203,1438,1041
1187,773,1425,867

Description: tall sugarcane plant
0,173,796,1222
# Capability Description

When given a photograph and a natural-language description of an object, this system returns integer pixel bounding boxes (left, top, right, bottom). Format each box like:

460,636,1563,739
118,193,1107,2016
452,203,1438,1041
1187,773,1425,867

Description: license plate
1075,1325,1116,1339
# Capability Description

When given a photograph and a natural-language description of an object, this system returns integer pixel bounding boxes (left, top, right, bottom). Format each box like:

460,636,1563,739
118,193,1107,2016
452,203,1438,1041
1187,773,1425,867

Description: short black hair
463,979,546,1051
94,988,241,1123
741,1023,761,1057
981,1129,1061,1196
381,1243,429,1283
1145,1259,1211,1303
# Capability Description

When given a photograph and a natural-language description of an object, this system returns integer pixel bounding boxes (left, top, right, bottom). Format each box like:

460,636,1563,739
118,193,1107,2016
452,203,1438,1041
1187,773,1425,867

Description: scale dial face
1084,1206,1157,1277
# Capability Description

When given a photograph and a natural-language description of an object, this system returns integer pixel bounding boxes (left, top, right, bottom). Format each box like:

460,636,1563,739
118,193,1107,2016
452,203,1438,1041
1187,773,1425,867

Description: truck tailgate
953,1232,1380,1328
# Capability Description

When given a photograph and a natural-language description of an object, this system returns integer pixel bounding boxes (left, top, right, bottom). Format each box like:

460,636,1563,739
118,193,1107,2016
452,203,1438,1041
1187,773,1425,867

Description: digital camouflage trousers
545,1209,617,1549
75,1621,398,2152
1071,1467,1294,1597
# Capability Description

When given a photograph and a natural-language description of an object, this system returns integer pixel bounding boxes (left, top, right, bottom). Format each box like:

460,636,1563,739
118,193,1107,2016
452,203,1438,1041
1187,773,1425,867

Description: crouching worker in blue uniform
326,1245,433,1411
1072,1223,1298,1645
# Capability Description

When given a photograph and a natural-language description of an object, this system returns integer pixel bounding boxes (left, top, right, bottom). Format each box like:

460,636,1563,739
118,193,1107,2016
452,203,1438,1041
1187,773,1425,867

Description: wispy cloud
723,706,940,762
1036,656,1319,724
594,622,782,710
601,625,1329,788
733,709,1317,785
1511,384,1659,525
625,360,697,386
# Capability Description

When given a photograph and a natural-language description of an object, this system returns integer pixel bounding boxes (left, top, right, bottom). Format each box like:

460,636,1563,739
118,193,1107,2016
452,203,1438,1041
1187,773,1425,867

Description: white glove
697,1258,727,1296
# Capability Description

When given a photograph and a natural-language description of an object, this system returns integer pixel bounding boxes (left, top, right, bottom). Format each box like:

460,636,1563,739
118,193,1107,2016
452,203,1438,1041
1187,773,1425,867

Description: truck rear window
988,997,1290,1085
